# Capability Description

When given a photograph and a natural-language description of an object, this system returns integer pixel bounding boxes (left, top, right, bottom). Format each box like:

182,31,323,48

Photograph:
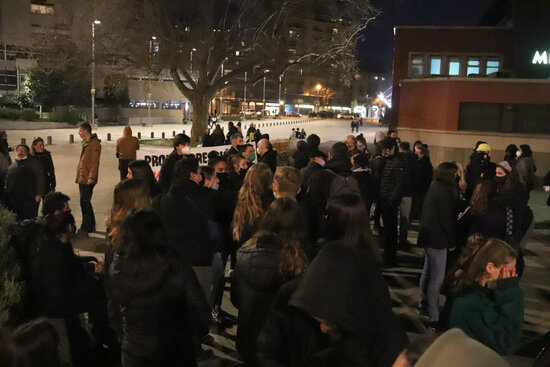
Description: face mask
181,146,191,155
319,160,326,167
357,143,365,150
516,150,522,158
248,153,256,162
211,182,219,191
495,176,507,186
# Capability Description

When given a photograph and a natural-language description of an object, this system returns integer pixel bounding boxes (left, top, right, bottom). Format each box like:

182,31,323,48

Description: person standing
158,133,191,192
515,144,536,192
116,126,140,181
379,138,405,267
257,138,278,174
412,143,433,221
398,141,416,248
31,137,56,194
75,122,101,235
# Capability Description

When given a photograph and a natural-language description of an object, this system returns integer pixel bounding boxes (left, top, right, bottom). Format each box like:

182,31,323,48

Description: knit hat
476,143,491,152
497,161,512,173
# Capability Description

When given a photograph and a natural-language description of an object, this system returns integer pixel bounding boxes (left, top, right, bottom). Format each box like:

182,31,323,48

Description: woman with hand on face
443,235,522,355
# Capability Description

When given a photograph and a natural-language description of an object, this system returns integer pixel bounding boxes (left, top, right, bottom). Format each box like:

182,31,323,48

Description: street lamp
315,84,322,112
190,48,196,75
262,69,270,118
91,19,101,128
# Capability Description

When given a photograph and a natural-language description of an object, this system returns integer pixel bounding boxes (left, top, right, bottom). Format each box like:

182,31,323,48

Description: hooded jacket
231,233,290,365
107,247,211,367
33,150,56,192
289,242,408,367
75,133,101,184
116,126,139,161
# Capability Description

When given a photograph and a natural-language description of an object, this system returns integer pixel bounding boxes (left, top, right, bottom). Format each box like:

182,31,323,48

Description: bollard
162,132,165,139
138,132,141,139
69,134,74,144
46,136,52,145
20,138,26,145
151,132,154,138
172,131,176,137
107,133,111,141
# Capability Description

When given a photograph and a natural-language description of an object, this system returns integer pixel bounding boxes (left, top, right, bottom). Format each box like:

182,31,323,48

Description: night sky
358,0,495,72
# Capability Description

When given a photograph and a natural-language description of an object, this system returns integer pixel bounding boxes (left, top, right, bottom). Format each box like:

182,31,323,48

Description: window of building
448,57,461,75
467,58,480,76
129,100,159,109
410,55,424,76
430,57,442,75
30,3,54,14
486,59,500,75
161,100,182,109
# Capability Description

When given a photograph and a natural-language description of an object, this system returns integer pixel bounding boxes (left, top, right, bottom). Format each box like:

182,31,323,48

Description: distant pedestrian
158,133,191,192
75,122,101,235
300,128,306,139
351,119,358,133
116,125,140,181
31,137,56,193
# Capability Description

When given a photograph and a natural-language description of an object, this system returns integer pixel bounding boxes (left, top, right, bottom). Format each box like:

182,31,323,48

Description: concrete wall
398,78,550,130
399,127,550,179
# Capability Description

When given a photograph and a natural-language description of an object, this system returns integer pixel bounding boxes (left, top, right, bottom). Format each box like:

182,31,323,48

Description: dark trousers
380,199,399,263
118,159,130,181
79,183,96,233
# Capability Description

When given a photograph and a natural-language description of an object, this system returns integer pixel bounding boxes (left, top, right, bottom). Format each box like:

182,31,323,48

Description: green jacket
448,277,524,355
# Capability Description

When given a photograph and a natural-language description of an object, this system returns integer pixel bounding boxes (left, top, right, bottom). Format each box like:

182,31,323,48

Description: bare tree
96,0,376,141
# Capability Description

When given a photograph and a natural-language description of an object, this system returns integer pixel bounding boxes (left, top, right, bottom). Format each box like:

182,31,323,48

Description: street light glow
315,84,322,90
94,20,101,24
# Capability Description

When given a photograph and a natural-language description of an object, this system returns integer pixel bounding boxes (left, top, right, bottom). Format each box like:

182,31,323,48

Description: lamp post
262,69,269,118
91,20,101,128
190,48,196,76
278,75,283,116
315,83,322,112
243,71,247,113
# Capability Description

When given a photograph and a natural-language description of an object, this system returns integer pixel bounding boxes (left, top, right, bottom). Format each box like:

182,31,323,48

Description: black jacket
202,133,214,147
287,242,408,367
417,181,458,249
107,247,210,367
379,154,405,203
212,130,225,146
293,150,309,170
157,179,220,266
33,150,56,192
352,168,377,206
465,152,496,199
231,234,290,366
300,161,323,191
224,145,241,158
413,156,433,194
399,152,416,197
158,149,182,192
259,149,278,173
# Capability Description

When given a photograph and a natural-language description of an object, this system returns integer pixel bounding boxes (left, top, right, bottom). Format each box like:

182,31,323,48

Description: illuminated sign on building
532,51,549,65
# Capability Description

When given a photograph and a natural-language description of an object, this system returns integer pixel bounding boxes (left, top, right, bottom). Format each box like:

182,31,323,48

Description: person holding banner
158,133,191,192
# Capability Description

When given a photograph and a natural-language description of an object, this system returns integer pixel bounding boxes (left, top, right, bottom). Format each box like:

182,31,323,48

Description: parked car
286,111,302,117
337,113,354,119
240,109,261,119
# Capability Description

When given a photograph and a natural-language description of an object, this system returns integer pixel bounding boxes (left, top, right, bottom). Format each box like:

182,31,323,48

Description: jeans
118,159,130,181
399,196,412,245
79,183,96,233
419,248,447,322
380,199,399,263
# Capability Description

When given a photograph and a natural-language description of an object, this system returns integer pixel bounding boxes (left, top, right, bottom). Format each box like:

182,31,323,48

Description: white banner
137,144,232,179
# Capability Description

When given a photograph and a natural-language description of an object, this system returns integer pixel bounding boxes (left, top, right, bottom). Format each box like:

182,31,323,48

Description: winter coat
157,178,220,266
288,242,408,367
417,181,458,249
413,155,433,195
464,152,496,199
258,149,278,173
202,133,214,147
379,153,405,204
158,149,182,192
300,161,324,191
107,246,211,367
352,168,377,206
223,145,241,158
447,277,523,355
29,235,96,318
399,152,416,197
10,156,47,196
75,134,101,184
33,150,56,192
231,233,290,366
211,129,225,146
292,150,309,170
116,126,139,161
515,156,536,191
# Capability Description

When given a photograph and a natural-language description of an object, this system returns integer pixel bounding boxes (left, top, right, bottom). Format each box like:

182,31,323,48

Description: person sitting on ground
231,198,308,367
292,140,309,170
257,138,277,174
158,133,191,192
106,209,211,367
443,236,523,355
273,166,302,199
127,159,161,199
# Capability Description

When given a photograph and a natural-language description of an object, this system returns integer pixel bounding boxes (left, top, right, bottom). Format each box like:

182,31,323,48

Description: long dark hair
519,144,533,158
128,160,159,196
470,179,497,216
325,195,379,260
114,209,172,276
433,162,458,191
503,144,518,162
445,235,517,298
244,198,308,277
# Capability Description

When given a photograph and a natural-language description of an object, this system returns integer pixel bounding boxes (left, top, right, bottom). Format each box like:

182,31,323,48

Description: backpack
327,170,361,199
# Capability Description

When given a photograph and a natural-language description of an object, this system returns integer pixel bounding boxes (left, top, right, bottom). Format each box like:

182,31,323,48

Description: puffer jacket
379,153,405,203
75,134,101,184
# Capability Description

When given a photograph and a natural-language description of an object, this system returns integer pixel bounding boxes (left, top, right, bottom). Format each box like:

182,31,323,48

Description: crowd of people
0,122,547,367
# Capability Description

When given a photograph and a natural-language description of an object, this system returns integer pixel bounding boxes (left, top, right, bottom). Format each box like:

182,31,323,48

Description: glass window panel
486,60,500,75
430,57,441,75
467,58,480,76
411,56,423,76
449,57,460,75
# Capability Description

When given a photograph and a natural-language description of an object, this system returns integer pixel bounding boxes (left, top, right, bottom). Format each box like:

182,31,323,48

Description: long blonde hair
232,163,273,242
106,179,151,243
